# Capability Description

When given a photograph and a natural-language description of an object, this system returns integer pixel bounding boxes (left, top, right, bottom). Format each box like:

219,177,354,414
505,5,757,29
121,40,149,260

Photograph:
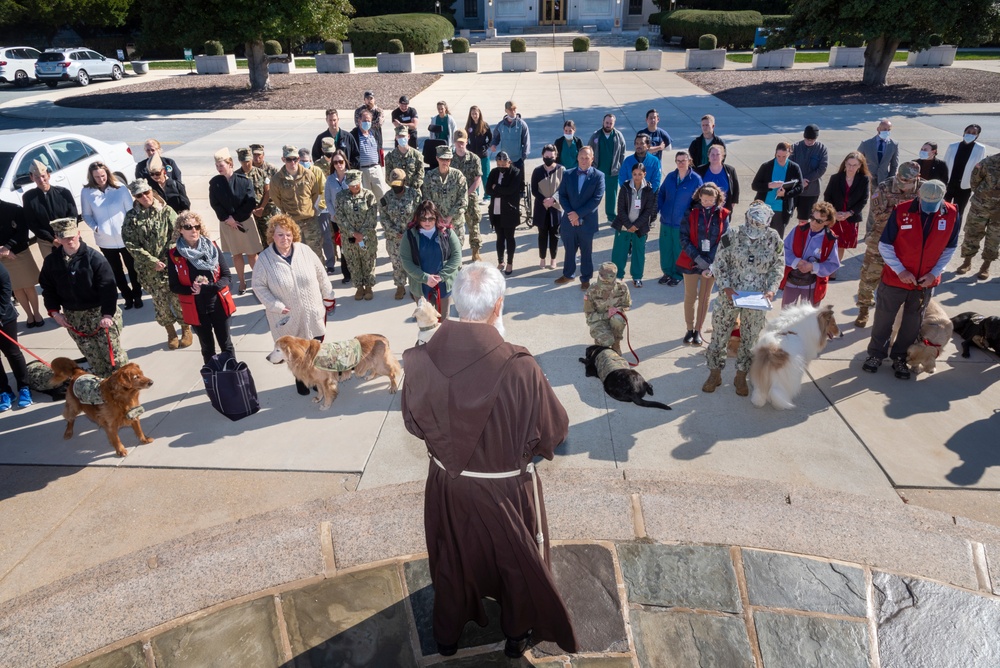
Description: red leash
65,323,115,369
0,327,51,368
430,285,444,321
322,297,337,324
611,309,640,367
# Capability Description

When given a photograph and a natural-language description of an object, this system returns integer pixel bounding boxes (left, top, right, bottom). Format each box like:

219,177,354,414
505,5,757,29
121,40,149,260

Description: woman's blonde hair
174,210,204,236
84,161,122,190
811,201,837,226
695,182,725,206
266,214,301,245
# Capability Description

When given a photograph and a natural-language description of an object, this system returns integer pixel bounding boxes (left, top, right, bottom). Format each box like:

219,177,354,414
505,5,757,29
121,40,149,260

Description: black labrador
580,345,671,410
951,312,1000,358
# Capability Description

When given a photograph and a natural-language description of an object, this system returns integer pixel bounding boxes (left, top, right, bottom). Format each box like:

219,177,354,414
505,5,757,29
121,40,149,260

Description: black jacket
752,159,804,218
135,156,183,184
209,173,256,223
612,179,658,236
0,262,16,325
22,185,78,243
484,166,524,230
39,241,118,316
695,162,741,205
0,201,30,254
466,124,493,158
687,134,726,167
918,158,949,184
149,177,190,214
823,172,871,224
311,128,360,166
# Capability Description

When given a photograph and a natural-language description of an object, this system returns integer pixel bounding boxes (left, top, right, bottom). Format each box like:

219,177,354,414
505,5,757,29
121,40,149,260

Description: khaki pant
683,273,715,331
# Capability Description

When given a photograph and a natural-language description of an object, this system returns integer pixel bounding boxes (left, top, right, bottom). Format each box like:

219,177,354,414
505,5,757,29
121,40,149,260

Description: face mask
918,150,930,160
397,137,408,147
964,134,977,144
361,121,371,131
563,133,574,141
507,115,516,122
920,200,942,214
542,157,555,166
301,161,311,170
878,130,890,141
419,227,435,238
391,185,405,194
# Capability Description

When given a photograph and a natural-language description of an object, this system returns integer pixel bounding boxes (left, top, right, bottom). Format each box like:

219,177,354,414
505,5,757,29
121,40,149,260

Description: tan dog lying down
267,334,401,409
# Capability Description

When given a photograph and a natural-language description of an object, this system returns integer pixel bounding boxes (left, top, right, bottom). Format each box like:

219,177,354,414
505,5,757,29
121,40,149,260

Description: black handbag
200,352,260,421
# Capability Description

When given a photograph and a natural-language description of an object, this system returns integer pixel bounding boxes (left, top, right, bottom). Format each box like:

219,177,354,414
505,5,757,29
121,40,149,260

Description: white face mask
564,133,574,141
878,130,890,141
507,114,516,122
964,134,978,144
918,150,930,160
397,137,408,147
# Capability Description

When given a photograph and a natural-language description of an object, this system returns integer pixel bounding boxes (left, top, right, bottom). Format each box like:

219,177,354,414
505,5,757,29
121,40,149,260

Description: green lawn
125,57,377,71
726,50,1000,64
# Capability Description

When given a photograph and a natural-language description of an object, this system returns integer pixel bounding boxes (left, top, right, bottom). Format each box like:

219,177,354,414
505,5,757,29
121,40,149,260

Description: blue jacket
619,153,662,193
558,167,606,230
657,169,703,228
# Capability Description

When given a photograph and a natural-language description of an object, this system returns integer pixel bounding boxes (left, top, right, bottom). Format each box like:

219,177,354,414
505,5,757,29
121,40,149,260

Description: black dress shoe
342,276,352,285
683,330,695,344
693,330,704,345
437,642,458,657
504,631,532,658
122,300,133,310
133,296,144,309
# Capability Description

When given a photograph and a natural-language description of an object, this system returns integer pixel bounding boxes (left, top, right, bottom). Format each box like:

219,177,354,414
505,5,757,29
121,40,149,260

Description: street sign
184,48,193,61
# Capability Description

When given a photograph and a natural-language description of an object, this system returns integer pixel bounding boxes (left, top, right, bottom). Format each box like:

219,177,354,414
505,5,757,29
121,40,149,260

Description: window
87,51,105,60
48,139,91,169
465,0,478,17
14,145,54,186
628,0,642,14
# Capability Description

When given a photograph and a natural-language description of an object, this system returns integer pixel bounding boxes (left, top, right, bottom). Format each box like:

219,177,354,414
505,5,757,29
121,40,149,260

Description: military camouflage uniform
451,150,483,252
246,163,277,242
595,347,632,381
335,187,379,290
271,165,324,260
961,153,1000,263
584,263,632,351
121,202,184,328
857,176,923,309
314,155,332,177
65,306,128,379
384,146,425,191
705,225,785,372
380,187,420,288
421,168,468,243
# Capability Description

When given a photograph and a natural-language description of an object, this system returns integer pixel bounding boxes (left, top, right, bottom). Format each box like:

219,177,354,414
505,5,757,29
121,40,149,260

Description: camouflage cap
436,145,454,160
282,145,298,160
345,169,362,186
29,159,49,176
896,161,920,182
453,128,468,143
388,168,406,187
128,179,152,196
321,137,337,152
919,179,946,203
237,147,252,162
597,261,617,282
250,143,265,154
395,125,409,137
745,200,775,227
50,217,79,238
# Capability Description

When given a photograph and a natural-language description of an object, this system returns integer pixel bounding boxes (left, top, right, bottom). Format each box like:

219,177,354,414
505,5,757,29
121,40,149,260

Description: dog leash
430,285,444,322
0,328,51,368
64,323,115,369
610,309,640,367
322,297,337,324
922,338,943,358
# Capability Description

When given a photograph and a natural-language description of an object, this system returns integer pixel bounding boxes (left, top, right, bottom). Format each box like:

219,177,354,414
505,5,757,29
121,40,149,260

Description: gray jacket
588,128,626,176
791,140,829,197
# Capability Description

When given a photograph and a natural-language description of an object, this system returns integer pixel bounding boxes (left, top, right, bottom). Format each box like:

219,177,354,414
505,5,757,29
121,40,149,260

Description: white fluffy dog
749,304,842,410
412,297,441,346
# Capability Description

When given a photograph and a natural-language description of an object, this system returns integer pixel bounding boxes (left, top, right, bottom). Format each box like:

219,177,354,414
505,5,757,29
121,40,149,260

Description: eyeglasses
420,215,436,221
181,224,201,231
284,157,299,163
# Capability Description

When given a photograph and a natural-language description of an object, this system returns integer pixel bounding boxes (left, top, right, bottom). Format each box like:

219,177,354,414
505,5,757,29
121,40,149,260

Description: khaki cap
213,147,231,163
282,145,298,160
919,179,947,203
128,180,152,196
388,169,406,187
453,129,468,143
29,159,49,175
345,170,362,185
148,154,164,173
321,137,337,152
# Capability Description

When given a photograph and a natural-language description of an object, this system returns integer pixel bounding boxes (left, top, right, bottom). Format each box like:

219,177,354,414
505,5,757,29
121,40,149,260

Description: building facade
452,0,658,33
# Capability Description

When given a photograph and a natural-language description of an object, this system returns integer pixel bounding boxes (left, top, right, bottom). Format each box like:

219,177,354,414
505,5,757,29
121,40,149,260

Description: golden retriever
891,297,954,374
50,357,154,457
266,334,401,409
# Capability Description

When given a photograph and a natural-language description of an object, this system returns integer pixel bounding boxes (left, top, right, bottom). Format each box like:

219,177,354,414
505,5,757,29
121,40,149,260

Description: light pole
487,0,496,37
435,0,441,13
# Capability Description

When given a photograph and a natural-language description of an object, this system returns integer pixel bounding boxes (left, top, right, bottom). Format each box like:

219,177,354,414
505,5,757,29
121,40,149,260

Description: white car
0,132,136,210
0,46,41,87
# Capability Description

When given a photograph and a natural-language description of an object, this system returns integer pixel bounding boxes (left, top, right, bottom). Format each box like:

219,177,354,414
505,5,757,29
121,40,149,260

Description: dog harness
430,454,545,556
72,374,105,405
313,338,363,373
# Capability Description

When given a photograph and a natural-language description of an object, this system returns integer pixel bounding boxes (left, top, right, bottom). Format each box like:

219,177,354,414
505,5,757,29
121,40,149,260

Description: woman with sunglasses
81,161,142,310
323,150,353,284
400,200,462,317
779,201,841,307
168,211,237,364
135,138,183,184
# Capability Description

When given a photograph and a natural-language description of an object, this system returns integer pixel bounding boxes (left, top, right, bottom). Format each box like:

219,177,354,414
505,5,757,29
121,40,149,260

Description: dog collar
418,323,439,332
922,338,942,357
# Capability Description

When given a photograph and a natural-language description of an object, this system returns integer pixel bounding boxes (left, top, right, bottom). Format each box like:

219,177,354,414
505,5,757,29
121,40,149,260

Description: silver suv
35,48,123,87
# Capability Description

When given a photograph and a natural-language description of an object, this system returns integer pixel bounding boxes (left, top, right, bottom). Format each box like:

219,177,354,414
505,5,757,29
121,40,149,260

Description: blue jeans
560,222,595,282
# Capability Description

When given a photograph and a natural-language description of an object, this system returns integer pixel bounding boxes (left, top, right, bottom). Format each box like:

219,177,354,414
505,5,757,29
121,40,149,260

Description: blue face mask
918,150,930,160
878,131,890,141
301,160,311,170
920,200,942,214
964,134,978,144
361,121,372,131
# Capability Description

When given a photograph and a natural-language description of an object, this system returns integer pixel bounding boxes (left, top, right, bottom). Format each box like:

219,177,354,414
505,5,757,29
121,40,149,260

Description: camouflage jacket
421,167,468,220
451,151,482,194
240,166,269,205
384,147,425,190
869,177,924,238
584,281,631,324
712,226,785,294
334,188,378,237
971,152,1000,200
271,165,321,220
314,155,332,177
380,187,421,236
121,202,178,275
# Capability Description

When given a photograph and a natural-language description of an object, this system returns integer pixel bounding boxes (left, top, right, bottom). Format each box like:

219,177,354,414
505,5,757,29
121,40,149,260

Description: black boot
295,379,310,395
504,630,532,658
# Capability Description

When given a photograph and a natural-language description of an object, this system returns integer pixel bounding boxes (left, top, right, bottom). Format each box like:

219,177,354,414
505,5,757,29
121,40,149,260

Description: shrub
264,40,282,56
699,34,718,50
648,11,667,26
929,34,944,47
203,40,224,56
324,39,343,55
661,9,762,49
510,37,527,53
761,14,790,28
348,13,455,56
451,37,470,53
572,36,590,52
840,34,864,48
635,36,649,51
388,39,404,54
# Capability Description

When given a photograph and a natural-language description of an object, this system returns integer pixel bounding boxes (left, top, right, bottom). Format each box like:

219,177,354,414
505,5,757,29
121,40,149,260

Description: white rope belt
431,455,545,555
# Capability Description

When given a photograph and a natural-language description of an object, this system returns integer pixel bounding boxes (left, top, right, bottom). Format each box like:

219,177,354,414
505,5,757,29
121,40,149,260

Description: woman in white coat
253,214,334,395
944,124,987,219
81,162,141,308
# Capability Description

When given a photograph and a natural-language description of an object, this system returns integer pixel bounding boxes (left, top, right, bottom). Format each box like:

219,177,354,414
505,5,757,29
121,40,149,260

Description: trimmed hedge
661,9,762,49
264,40,282,56
511,37,527,52
348,13,454,56
761,14,790,28
648,11,668,26
699,34,718,50
451,37,470,53
635,37,649,51
204,40,224,56
388,39,404,54
572,37,590,52
324,39,343,55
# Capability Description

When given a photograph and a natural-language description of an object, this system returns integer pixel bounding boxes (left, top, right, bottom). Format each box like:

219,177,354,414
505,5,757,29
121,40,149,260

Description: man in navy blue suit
556,146,606,289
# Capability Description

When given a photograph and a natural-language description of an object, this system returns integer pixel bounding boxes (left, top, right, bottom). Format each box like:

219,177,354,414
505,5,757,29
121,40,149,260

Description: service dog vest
313,339,363,373
595,349,631,382
72,374,105,405
881,200,957,291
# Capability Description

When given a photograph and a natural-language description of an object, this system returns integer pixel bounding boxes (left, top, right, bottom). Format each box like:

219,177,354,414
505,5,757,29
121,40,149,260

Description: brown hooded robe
401,319,578,652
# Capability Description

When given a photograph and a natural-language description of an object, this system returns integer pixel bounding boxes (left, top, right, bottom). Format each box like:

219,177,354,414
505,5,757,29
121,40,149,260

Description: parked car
0,46,41,87
34,48,124,87
0,132,135,210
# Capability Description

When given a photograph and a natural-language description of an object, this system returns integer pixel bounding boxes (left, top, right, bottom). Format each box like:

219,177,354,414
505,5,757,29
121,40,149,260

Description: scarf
175,235,219,272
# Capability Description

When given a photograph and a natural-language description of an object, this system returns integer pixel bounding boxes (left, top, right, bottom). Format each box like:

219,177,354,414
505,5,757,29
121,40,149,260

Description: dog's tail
749,346,791,409
50,357,83,385
635,383,671,410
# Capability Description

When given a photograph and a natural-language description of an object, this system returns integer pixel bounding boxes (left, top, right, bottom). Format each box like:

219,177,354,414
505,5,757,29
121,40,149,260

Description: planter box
195,54,237,75
829,46,865,68
377,52,415,73
316,53,354,74
442,52,479,73
267,56,295,74
624,50,662,71
501,51,537,72
752,48,795,69
907,45,957,67
563,51,600,72
130,61,149,75
684,48,726,70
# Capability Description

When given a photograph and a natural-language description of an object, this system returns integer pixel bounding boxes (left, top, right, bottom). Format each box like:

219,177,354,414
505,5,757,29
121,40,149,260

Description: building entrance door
539,0,565,25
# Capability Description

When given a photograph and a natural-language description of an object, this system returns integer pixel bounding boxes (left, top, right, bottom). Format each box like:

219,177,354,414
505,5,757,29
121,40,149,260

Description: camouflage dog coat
595,348,632,382
314,339,363,373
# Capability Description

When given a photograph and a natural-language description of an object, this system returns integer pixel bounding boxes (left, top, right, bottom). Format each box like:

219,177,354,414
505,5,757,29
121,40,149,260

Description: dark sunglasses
181,224,201,231
284,157,299,163
331,159,345,164
810,216,830,224
420,215,436,221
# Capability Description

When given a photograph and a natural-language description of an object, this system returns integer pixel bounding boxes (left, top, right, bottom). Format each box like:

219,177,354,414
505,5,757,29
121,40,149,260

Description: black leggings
100,247,142,301
536,210,559,259
0,318,28,393
496,226,517,263
945,186,971,220
193,308,234,365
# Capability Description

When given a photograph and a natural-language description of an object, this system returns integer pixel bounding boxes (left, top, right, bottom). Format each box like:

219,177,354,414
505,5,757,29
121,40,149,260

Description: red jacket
880,200,958,290
168,247,236,326
779,223,837,304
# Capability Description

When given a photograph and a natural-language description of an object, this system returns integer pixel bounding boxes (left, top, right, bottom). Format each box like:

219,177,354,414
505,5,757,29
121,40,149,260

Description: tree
0,0,133,36
771,0,1000,86
141,0,353,91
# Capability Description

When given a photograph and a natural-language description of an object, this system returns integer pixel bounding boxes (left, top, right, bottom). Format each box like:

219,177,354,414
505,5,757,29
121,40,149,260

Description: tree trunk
246,39,270,92
862,35,900,86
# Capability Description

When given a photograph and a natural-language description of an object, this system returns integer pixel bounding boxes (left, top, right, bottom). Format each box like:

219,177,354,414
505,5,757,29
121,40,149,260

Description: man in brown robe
401,262,578,659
